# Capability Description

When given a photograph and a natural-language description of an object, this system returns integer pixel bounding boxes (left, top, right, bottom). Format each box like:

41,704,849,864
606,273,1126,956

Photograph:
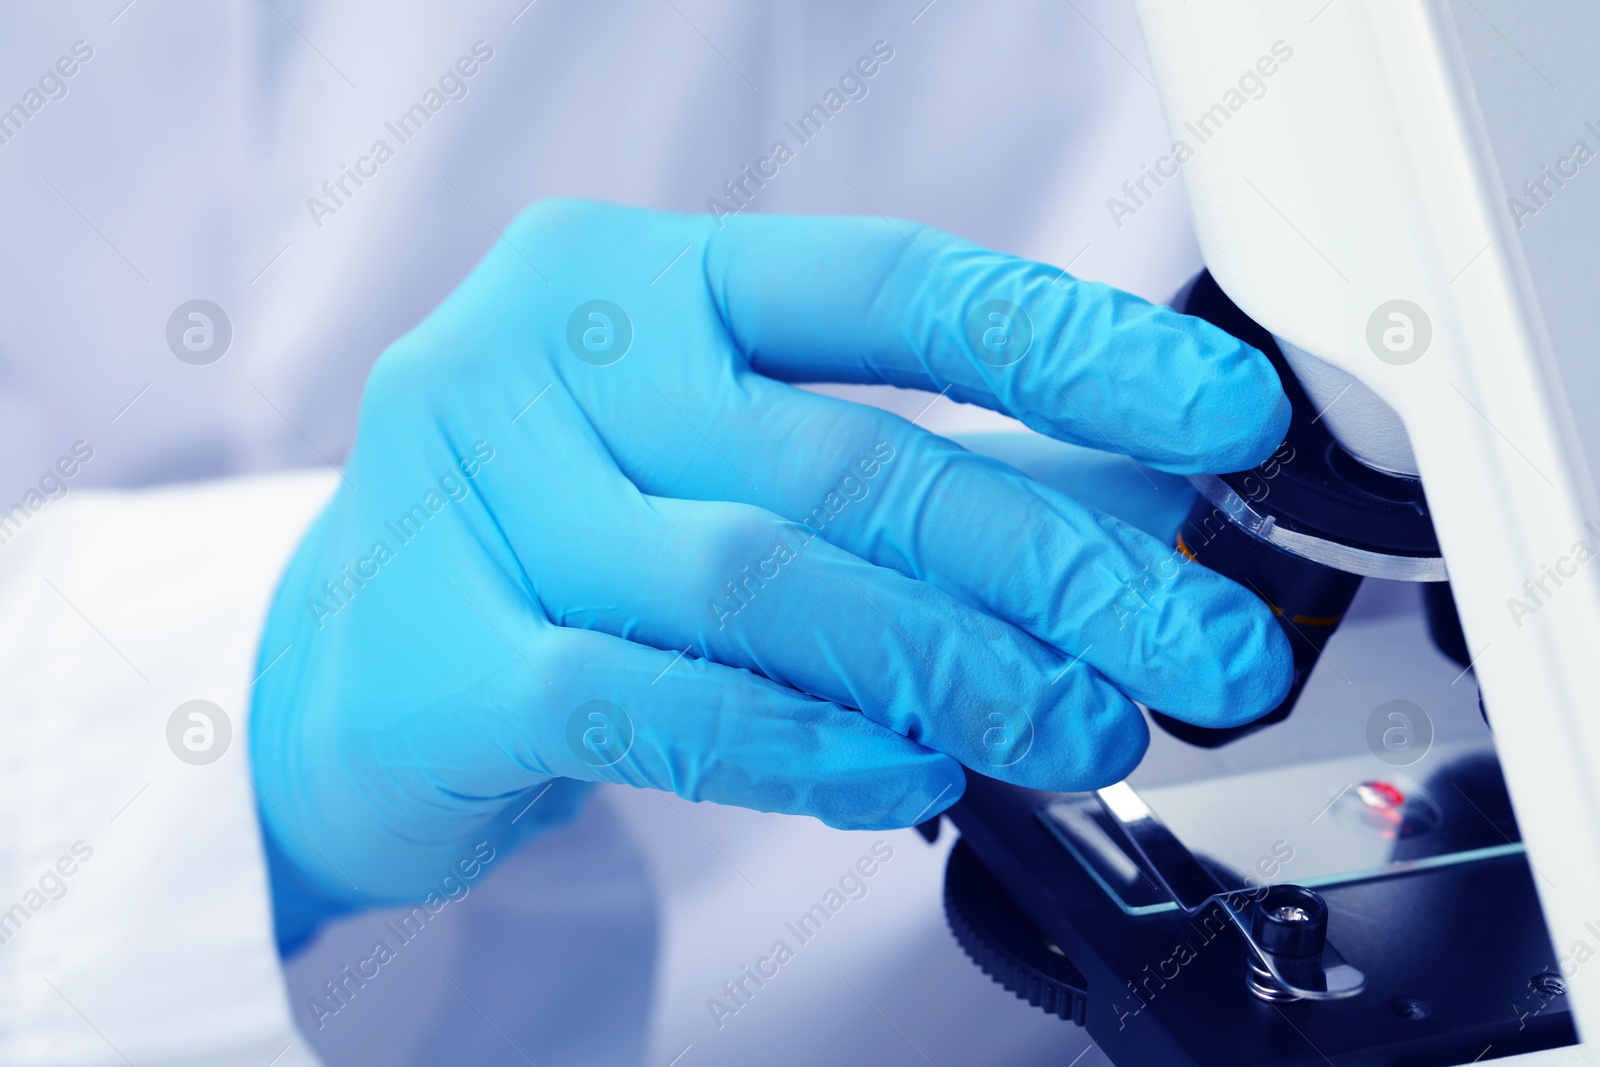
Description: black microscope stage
939,745,1575,1066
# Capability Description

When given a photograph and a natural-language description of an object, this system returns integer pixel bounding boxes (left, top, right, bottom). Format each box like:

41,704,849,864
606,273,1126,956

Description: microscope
939,2,1600,1064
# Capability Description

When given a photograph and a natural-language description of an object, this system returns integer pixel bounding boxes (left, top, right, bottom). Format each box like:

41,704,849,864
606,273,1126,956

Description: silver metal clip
1096,781,1365,1002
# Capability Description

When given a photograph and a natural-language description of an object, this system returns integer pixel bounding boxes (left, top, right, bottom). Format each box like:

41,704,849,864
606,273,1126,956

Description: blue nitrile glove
250,200,1292,950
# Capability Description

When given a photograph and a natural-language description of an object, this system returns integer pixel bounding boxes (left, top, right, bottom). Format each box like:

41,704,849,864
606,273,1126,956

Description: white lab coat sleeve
0,469,339,1067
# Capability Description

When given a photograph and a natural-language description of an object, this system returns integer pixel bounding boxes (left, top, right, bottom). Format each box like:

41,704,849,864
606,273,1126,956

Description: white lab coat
0,1,1200,1063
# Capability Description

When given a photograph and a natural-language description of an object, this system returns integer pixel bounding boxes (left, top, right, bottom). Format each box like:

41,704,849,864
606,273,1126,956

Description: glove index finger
705,212,1289,475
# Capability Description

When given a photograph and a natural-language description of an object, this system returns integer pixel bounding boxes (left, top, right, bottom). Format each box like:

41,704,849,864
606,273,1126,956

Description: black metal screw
1252,885,1329,958
1246,885,1332,1003
1531,972,1567,998
1389,997,1432,1021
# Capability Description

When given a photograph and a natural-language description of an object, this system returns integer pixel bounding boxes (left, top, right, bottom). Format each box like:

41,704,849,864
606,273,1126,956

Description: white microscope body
1133,1,1600,1060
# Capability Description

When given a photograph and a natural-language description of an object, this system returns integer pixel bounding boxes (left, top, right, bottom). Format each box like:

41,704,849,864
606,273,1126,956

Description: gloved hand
250,199,1292,950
